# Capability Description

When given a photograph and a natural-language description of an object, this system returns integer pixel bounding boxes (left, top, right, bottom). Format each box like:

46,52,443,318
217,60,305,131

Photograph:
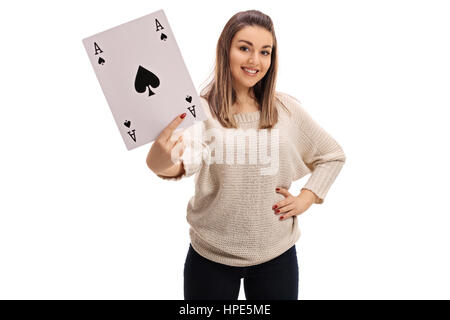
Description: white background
1,0,449,299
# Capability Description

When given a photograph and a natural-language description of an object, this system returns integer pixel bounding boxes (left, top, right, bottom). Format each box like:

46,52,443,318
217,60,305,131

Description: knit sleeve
282,93,346,204
156,120,207,181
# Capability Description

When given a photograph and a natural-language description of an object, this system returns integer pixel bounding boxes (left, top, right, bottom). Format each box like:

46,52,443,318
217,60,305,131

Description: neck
234,88,257,106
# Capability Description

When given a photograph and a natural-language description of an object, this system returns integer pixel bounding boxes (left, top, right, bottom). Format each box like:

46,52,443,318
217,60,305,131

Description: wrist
156,161,183,176
299,188,318,204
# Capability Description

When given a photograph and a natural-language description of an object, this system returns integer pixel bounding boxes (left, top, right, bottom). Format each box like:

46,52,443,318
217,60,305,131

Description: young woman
146,10,346,300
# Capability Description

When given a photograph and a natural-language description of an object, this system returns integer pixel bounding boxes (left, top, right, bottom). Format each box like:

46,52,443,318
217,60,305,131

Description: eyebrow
237,40,272,49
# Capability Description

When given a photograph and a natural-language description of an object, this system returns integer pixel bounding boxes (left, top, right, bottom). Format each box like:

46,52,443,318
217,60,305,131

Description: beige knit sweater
157,92,346,267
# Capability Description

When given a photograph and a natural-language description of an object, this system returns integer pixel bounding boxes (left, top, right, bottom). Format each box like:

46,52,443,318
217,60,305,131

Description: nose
248,52,260,67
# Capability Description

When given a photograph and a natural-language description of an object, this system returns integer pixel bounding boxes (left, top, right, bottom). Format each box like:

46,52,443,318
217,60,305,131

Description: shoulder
274,92,324,135
275,91,302,105
274,91,305,119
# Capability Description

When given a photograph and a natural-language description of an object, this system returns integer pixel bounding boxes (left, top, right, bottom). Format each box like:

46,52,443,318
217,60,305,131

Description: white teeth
243,68,257,74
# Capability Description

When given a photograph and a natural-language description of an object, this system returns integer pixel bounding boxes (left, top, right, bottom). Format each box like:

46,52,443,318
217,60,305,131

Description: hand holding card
82,9,207,151
146,112,187,175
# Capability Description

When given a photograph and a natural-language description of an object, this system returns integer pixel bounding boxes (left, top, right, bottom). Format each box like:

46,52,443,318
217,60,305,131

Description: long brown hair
199,9,290,129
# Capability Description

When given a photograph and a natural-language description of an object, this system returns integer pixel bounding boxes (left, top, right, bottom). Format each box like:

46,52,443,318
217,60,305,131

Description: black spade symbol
124,120,131,128
160,33,167,41
134,65,160,96
98,57,105,65
185,95,192,103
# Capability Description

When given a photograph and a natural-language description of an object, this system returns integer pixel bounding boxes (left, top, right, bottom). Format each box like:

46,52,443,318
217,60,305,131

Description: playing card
82,9,207,151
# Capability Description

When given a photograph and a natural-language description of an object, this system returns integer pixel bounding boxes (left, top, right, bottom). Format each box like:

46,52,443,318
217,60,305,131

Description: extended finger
172,135,186,157
279,206,301,219
275,187,291,197
279,210,297,220
158,113,186,142
169,133,183,149
274,203,295,215
272,199,292,211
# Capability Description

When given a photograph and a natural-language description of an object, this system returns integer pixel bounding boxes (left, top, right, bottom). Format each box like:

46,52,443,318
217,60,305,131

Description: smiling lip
242,67,259,76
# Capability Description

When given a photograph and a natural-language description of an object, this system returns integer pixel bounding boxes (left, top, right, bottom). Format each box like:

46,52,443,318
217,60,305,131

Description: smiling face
229,25,273,97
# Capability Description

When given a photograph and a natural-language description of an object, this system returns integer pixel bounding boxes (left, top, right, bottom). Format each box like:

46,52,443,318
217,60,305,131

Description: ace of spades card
82,9,207,151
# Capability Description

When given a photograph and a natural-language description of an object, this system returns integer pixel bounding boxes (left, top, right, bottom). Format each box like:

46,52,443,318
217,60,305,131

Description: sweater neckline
232,110,261,123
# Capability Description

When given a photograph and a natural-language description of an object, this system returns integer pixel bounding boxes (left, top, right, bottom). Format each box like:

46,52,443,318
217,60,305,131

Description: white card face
82,9,207,151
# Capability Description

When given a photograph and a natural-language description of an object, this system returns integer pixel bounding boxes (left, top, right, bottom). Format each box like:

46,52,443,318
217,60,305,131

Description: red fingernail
180,113,186,119
279,216,284,220
276,209,280,213
272,205,278,209
276,188,280,191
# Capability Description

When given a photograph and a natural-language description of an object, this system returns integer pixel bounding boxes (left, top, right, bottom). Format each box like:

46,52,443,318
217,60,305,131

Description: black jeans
184,244,299,300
